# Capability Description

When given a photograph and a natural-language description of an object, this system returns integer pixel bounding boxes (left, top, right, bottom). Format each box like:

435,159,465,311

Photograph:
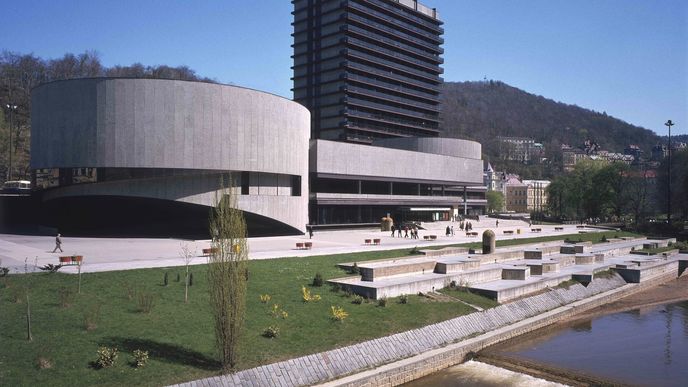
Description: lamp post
664,120,673,226
5,103,17,181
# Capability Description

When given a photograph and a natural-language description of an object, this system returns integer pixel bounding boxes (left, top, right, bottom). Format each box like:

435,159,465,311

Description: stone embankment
174,268,683,387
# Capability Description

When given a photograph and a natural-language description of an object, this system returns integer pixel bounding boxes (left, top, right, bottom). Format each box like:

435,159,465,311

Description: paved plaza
0,219,595,274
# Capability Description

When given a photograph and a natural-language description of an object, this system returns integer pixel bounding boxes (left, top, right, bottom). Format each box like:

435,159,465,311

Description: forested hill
440,80,660,159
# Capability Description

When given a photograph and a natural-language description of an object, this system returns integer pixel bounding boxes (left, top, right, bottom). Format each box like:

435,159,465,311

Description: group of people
460,221,474,232
390,224,420,239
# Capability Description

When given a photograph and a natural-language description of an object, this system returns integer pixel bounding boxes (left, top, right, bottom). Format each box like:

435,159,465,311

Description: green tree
486,190,504,213
207,177,248,373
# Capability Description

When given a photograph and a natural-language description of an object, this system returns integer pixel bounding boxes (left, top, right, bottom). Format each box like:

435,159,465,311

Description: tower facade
292,0,444,143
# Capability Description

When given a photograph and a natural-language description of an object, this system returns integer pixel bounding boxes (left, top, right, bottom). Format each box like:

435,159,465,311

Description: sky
1,0,686,136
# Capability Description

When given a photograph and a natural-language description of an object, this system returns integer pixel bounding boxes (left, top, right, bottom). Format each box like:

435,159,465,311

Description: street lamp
5,103,18,181
664,119,674,226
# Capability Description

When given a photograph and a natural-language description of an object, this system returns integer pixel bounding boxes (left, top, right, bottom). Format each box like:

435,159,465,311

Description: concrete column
358,180,362,194
389,182,393,195
463,186,467,215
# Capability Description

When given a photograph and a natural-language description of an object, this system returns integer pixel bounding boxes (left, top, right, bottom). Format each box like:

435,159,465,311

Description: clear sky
1,0,686,135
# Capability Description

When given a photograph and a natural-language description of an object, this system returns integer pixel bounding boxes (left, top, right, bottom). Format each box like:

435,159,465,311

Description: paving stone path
172,275,627,387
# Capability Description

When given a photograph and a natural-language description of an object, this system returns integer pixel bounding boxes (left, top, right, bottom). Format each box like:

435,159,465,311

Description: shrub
10,286,26,303
350,262,360,274
137,291,155,314
262,326,280,338
398,294,408,304
176,273,180,282
351,295,363,304
124,283,136,300
312,273,324,287
96,347,118,368
270,304,281,318
83,304,101,331
449,280,457,288
36,355,53,370
260,294,271,303
189,272,193,286
163,272,168,286
39,264,62,273
600,235,607,242
329,283,342,293
58,286,74,308
377,297,387,307
0,266,9,277
281,310,288,319
330,305,348,322
132,349,149,368
302,286,321,302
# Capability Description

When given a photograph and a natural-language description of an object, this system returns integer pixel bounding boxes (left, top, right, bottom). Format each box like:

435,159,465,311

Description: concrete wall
372,137,482,160
31,78,310,232
311,139,483,185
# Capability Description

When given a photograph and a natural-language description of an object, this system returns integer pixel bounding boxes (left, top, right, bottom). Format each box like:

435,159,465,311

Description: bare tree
207,177,248,372
179,242,196,303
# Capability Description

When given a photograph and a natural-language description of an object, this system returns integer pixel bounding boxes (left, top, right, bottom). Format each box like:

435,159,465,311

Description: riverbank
478,273,688,386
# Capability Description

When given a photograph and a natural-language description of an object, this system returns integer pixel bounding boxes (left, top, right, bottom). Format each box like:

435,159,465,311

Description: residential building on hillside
497,136,544,163
292,0,443,143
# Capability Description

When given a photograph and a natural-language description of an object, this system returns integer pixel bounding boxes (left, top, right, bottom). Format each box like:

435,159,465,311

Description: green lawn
0,230,638,386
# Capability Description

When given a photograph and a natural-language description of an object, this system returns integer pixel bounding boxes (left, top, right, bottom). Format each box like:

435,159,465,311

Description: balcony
345,84,439,113
344,61,440,96
350,0,443,35
345,96,439,121
344,110,440,135
346,13,443,54
343,24,443,64
345,37,443,74
345,48,443,84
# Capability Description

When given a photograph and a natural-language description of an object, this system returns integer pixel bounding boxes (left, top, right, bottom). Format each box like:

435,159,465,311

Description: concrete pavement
0,219,599,274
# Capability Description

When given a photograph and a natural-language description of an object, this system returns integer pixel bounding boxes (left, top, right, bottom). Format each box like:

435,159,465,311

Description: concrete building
310,137,485,224
31,78,310,236
292,0,444,143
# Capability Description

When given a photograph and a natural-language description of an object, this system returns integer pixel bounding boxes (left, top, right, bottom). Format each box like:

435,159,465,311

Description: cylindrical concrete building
31,78,310,236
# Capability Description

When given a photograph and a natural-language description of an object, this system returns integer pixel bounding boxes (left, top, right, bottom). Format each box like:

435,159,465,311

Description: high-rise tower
292,0,444,143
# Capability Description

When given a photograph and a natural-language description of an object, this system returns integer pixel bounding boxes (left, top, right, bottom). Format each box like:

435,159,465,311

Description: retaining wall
175,271,666,387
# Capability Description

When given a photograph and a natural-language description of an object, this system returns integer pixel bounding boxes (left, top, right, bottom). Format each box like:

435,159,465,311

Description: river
404,300,688,386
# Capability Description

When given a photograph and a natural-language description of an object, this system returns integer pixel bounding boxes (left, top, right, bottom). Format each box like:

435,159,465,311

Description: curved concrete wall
31,78,310,233
372,137,482,160
311,139,483,185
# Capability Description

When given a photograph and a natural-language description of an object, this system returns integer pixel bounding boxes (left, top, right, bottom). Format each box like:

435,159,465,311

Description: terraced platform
329,235,686,303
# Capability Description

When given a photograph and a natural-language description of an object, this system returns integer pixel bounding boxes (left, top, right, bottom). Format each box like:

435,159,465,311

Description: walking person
52,233,63,253
307,225,314,239
451,226,454,236
404,226,409,238
391,224,396,237
496,219,499,228
445,226,450,237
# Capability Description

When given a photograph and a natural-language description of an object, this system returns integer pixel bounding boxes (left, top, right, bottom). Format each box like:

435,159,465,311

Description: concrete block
501,266,530,280
575,254,595,265
524,250,543,259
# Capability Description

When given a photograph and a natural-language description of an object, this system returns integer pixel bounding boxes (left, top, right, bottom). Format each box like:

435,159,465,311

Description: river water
405,301,688,386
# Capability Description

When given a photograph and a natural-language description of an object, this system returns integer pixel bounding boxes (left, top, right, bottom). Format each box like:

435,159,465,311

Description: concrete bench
554,227,564,231
296,242,312,250
576,225,585,229
59,255,83,265
503,230,514,235
423,235,437,240
531,228,542,233
466,232,478,237
202,248,218,256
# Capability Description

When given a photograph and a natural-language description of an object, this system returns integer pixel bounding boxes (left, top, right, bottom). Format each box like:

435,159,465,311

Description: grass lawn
0,230,637,386
633,246,678,254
